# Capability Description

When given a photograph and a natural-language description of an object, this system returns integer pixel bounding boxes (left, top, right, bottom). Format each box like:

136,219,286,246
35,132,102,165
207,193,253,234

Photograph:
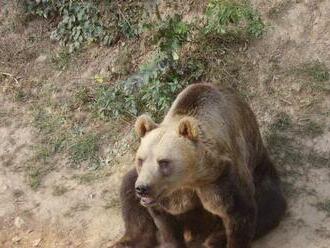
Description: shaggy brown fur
112,83,286,248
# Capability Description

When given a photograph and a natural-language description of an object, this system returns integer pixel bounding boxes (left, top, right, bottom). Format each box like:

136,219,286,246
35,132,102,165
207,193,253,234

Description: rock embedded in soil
14,216,25,229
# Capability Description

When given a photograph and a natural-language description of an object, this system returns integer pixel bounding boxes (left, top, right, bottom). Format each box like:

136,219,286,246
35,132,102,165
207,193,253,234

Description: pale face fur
135,123,199,207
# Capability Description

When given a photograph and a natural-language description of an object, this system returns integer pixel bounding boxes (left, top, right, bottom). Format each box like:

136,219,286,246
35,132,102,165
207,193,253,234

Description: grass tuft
204,0,265,38
69,133,100,166
314,199,330,217
52,184,69,196
270,112,292,131
51,49,72,70
73,172,101,185
299,120,324,138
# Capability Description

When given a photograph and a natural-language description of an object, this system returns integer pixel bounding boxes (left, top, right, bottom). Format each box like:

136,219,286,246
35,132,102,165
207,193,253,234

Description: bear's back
165,83,265,173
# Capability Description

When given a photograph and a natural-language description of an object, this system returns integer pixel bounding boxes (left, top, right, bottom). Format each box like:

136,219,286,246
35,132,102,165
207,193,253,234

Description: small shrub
50,2,112,52
91,13,194,121
24,0,59,18
93,55,189,121
144,14,190,59
24,1,113,52
24,0,143,52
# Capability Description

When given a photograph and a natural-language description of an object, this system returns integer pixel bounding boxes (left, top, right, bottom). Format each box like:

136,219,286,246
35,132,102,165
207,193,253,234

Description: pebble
14,216,25,228
35,54,48,63
33,238,42,247
12,236,21,243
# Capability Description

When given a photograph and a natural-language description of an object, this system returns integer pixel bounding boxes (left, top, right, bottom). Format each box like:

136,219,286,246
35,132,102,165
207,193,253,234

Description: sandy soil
0,0,329,247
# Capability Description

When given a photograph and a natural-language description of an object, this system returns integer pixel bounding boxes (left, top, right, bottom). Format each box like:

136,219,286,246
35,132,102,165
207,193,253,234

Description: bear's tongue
141,197,156,206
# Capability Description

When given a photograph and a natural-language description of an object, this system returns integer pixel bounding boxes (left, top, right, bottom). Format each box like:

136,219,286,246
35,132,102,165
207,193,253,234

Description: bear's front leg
148,208,187,248
197,175,256,248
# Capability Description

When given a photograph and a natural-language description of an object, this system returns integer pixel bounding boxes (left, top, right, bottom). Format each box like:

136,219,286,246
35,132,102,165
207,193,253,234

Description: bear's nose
135,185,150,197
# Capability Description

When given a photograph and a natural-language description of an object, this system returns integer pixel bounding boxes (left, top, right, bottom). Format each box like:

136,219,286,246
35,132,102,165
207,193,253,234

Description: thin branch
1,72,19,85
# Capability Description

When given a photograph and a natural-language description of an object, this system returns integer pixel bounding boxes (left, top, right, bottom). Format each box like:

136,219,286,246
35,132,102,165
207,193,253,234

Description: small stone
0,184,8,192
35,54,48,63
12,236,21,243
33,238,42,247
14,216,25,228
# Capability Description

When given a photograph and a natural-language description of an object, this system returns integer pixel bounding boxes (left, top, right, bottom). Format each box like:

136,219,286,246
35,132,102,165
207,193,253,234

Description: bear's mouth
140,197,157,207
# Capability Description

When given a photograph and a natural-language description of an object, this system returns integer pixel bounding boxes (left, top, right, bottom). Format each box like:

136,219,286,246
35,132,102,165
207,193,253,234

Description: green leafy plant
92,13,193,121
51,2,112,52
24,0,143,52
24,0,59,18
93,55,189,121
24,1,113,52
301,62,329,82
204,0,264,38
69,133,100,166
145,14,190,59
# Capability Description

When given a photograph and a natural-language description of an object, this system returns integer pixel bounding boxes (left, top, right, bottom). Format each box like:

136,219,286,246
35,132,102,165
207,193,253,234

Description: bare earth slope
0,0,329,247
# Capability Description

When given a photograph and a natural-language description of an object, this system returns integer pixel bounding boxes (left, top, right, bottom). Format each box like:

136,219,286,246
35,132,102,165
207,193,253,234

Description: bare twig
0,72,20,85
280,98,293,105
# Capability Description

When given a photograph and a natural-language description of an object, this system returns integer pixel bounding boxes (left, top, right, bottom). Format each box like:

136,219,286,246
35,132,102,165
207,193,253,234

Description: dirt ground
0,0,329,247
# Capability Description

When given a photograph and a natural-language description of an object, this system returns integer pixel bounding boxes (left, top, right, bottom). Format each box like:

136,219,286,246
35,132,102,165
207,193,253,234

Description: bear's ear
178,117,199,141
135,114,158,138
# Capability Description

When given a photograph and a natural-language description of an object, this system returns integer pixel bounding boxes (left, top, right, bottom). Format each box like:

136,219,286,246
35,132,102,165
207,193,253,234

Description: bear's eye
137,158,144,168
158,159,171,176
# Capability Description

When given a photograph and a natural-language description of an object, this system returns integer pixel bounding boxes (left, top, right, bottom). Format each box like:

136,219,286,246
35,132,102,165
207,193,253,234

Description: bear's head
133,114,201,207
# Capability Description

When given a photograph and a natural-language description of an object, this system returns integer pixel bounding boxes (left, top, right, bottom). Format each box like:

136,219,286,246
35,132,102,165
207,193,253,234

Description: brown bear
112,83,287,248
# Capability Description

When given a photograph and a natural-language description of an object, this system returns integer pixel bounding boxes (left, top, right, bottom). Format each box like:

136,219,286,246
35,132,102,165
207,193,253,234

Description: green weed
25,1,112,52
204,0,264,38
268,0,293,18
315,199,330,217
270,112,292,131
298,120,324,138
51,49,72,70
32,107,64,136
14,89,29,102
145,14,190,59
27,166,43,189
93,55,189,121
30,100,101,188
26,163,53,190
24,0,143,52
52,184,69,196
307,63,329,82
68,133,100,166
71,87,93,109
295,62,329,82
73,172,101,184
